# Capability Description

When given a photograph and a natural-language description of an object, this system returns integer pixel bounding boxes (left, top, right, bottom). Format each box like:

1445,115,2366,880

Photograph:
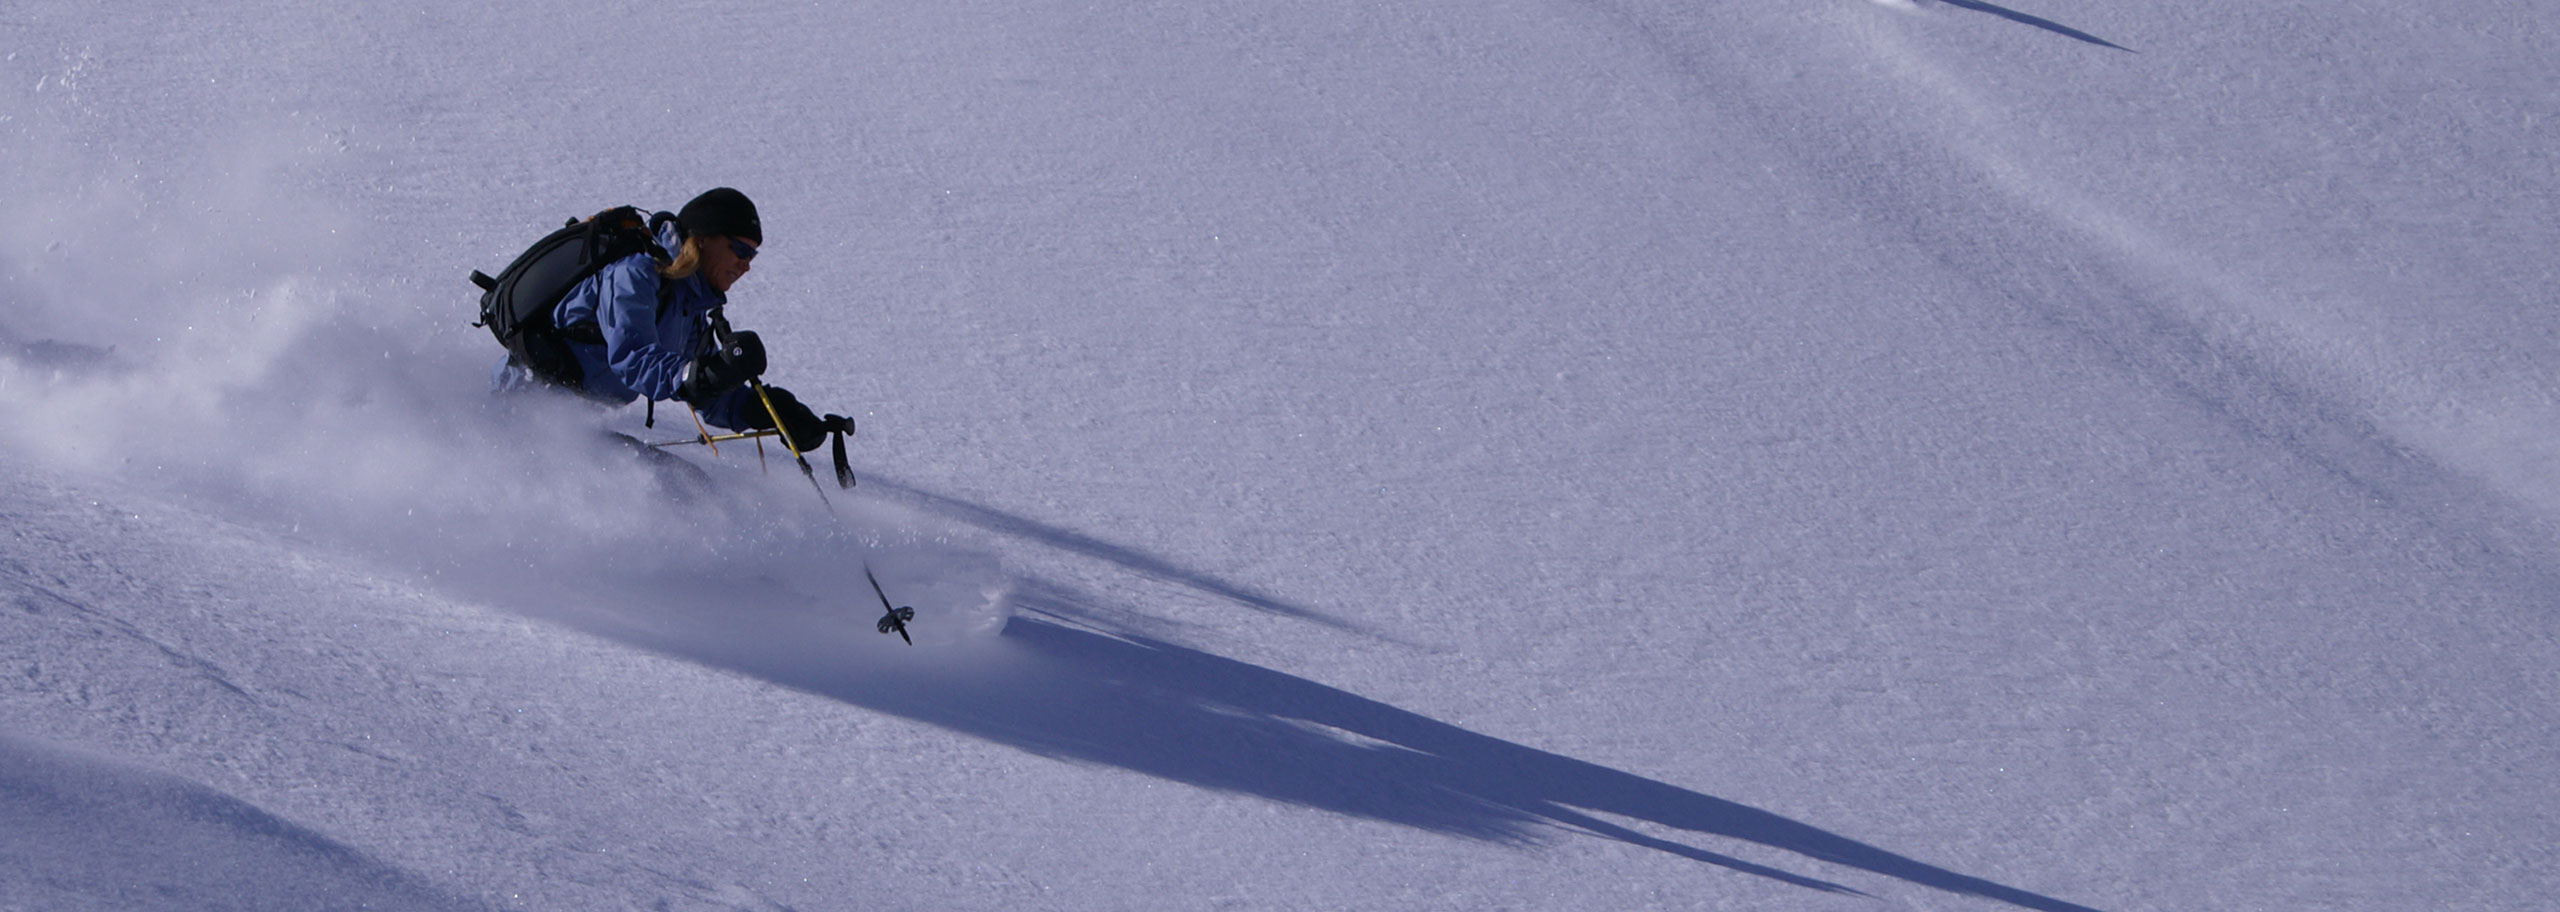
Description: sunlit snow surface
4,1,2556,910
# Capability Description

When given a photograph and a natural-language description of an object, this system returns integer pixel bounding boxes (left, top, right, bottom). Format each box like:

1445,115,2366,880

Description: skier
491,187,851,451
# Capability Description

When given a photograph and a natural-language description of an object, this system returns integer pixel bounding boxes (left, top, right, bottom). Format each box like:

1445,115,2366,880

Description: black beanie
677,187,762,244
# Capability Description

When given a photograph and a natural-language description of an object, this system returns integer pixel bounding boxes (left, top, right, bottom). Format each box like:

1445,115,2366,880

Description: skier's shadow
858,474,1363,632
626,578,2100,912
1933,0,2131,51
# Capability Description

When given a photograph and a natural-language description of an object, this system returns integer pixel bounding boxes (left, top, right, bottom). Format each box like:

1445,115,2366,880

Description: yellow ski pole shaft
748,377,833,510
645,429,783,449
688,402,724,456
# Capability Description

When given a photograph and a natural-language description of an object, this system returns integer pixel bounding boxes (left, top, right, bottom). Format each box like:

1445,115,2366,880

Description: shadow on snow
1936,0,2132,51
860,473,1372,634
546,500,2103,912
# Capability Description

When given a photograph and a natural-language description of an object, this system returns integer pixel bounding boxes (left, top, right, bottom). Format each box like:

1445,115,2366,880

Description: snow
4,0,2557,909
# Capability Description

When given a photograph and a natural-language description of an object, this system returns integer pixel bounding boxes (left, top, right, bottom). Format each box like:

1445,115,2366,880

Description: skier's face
703,235,756,293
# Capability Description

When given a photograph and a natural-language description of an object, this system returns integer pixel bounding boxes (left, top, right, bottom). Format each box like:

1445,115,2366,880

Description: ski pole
704,308,834,510
747,376,834,510
687,403,724,456
865,563,915,645
646,428,784,450
701,311,902,641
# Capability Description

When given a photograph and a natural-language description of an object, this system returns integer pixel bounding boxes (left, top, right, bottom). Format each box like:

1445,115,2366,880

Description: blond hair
661,236,706,281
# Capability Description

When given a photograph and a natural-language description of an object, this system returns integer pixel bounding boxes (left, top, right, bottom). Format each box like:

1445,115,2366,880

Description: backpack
470,206,675,387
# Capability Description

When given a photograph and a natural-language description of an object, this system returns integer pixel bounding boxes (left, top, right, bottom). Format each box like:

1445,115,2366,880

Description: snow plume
0,104,363,481
0,96,1010,643
3,102,455,507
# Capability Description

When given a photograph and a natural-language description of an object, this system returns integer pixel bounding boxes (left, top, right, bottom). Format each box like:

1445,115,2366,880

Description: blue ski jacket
492,223,764,430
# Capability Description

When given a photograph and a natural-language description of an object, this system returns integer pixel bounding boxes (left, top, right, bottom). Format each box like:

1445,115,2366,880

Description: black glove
678,330,766,404
749,384,832,453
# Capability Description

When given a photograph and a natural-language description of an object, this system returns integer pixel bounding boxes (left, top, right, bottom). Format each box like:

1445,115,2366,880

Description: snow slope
5,1,2557,909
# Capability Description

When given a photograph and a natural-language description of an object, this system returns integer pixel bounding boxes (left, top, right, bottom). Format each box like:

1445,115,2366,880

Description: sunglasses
727,237,759,262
